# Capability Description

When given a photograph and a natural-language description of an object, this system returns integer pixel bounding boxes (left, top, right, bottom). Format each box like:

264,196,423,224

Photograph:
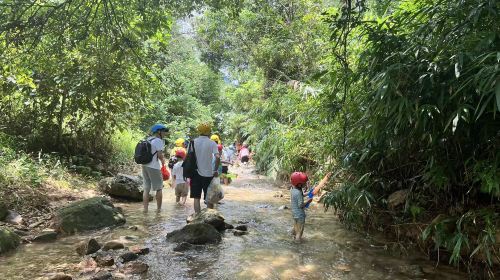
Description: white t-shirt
143,137,165,170
172,161,186,184
193,136,218,177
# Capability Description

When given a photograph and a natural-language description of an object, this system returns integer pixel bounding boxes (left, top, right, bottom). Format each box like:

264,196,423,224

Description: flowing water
0,166,466,279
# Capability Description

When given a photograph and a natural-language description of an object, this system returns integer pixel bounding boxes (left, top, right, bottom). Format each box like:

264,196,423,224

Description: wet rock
53,197,126,235
120,261,149,274
102,240,125,251
123,235,139,241
237,220,249,224
0,201,8,221
95,254,114,267
173,242,192,252
130,245,150,255
111,273,126,280
334,264,351,273
5,210,23,225
13,229,29,236
186,208,226,231
78,257,98,273
278,205,289,210
388,189,409,208
98,174,152,201
224,222,234,230
76,238,101,256
119,251,139,263
91,271,112,280
32,229,58,242
0,226,21,254
398,264,424,278
49,274,73,280
128,225,138,231
167,223,222,244
235,225,248,231
233,230,248,236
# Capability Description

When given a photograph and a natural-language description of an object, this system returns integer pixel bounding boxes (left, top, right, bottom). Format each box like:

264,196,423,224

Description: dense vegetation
0,0,498,277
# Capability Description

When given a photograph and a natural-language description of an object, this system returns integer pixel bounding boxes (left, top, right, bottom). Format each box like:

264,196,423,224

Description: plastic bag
206,178,224,204
161,165,170,181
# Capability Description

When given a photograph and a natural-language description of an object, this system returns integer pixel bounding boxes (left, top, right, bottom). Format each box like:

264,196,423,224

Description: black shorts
221,166,228,174
241,156,249,163
190,172,213,199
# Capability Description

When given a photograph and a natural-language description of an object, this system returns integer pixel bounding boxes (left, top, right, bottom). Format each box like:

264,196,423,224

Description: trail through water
0,165,466,279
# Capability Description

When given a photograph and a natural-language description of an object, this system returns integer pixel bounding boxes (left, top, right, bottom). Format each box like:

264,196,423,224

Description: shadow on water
0,166,467,279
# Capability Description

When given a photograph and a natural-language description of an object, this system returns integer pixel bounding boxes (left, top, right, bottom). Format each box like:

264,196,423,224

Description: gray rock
32,229,58,242
76,238,101,256
49,274,73,280
94,254,114,267
233,230,248,236
5,210,23,225
224,223,234,230
167,223,222,245
53,197,126,235
186,208,226,231
173,242,192,252
0,226,21,254
91,271,113,280
119,251,139,263
102,240,125,251
235,225,248,231
130,245,150,255
98,174,151,201
120,261,149,274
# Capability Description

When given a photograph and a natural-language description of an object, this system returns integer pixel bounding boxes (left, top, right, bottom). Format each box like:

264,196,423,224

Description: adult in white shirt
142,124,168,213
191,123,220,213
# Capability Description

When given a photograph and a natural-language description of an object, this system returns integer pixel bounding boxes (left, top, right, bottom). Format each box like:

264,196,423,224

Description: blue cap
151,124,168,133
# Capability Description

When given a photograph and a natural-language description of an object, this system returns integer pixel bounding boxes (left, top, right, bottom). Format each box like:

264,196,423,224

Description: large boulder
98,174,151,201
0,226,21,254
53,197,126,235
166,223,222,244
186,208,226,231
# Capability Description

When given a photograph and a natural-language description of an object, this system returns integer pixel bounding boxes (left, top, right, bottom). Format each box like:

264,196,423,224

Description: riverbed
0,166,466,279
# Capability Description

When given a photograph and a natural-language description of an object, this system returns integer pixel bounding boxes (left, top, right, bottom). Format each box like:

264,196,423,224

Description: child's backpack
182,140,198,179
134,137,157,164
167,156,178,169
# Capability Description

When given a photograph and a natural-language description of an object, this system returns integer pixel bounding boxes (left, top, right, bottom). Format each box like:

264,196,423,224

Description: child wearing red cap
290,172,312,241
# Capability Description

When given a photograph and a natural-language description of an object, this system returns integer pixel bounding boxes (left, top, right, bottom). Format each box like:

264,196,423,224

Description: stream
0,166,466,279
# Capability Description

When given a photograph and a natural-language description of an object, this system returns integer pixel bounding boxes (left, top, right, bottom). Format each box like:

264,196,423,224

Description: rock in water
32,229,58,242
233,230,248,236
167,223,222,244
94,254,114,267
120,261,149,274
173,242,192,252
98,174,151,201
76,238,101,256
186,208,226,231
102,240,125,251
0,227,21,254
235,225,248,231
49,274,73,280
53,197,126,235
130,245,150,255
91,271,112,280
119,251,139,263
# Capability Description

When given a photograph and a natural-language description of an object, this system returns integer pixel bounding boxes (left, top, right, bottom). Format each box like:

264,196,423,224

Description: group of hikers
135,123,312,242
135,123,249,214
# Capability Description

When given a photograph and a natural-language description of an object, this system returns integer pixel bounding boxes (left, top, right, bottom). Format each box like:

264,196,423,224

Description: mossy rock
0,227,21,254
54,197,126,235
186,208,226,231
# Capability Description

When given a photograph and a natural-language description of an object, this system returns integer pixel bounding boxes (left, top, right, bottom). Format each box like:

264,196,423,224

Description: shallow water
0,166,467,279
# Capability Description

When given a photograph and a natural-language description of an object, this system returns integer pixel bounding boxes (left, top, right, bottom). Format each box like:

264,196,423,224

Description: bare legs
143,190,162,213
156,190,162,211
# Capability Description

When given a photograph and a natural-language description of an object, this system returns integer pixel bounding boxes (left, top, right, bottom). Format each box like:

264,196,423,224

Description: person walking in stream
172,149,189,205
140,124,169,213
290,172,312,242
190,123,220,213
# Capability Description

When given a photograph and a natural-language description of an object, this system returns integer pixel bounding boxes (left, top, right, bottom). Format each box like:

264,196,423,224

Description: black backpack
182,140,198,179
134,137,157,164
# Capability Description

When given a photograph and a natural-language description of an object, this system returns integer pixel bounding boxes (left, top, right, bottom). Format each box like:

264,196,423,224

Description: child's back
290,187,306,222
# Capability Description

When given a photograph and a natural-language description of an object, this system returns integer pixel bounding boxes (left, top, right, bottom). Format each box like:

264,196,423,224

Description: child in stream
290,172,312,242
172,149,189,205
